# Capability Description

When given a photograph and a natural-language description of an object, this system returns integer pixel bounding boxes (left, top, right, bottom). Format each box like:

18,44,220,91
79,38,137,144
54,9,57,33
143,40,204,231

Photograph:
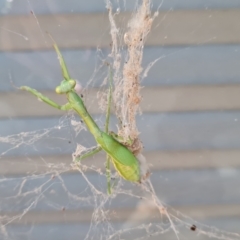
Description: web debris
106,0,158,155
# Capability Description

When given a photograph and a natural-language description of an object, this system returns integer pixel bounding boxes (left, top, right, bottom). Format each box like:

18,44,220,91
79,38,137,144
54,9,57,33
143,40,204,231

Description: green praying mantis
21,43,144,194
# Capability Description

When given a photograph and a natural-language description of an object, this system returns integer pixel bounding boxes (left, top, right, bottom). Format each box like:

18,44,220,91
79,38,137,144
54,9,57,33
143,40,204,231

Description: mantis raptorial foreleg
21,86,72,111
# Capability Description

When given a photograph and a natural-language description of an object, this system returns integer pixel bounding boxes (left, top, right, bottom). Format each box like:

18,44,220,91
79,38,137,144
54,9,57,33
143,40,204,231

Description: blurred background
1,0,240,239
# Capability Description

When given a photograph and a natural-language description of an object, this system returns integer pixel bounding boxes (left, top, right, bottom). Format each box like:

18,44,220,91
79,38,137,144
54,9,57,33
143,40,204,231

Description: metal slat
2,111,240,156
2,149,240,175
2,84,240,118
1,168,240,211
1,45,240,92
1,219,239,240
0,10,240,51
2,204,240,225
2,0,240,15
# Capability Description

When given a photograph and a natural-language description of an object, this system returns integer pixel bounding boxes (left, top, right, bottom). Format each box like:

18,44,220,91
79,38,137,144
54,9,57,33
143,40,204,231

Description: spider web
1,0,240,239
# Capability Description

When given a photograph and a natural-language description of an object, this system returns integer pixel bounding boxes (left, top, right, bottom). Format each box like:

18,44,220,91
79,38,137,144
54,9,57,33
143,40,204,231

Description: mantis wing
96,132,140,182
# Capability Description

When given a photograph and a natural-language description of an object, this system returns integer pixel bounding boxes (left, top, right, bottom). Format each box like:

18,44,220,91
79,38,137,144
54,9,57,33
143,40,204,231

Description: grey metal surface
1,1,240,240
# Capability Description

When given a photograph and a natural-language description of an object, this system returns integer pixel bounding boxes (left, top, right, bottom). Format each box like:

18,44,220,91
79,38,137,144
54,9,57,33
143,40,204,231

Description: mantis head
55,79,76,94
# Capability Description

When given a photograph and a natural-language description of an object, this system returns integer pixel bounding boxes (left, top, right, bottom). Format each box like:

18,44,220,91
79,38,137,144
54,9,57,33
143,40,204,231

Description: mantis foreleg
21,86,71,111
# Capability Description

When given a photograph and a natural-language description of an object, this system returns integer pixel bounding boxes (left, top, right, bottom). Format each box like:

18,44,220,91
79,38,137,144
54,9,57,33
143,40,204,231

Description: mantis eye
74,80,83,96
55,79,76,94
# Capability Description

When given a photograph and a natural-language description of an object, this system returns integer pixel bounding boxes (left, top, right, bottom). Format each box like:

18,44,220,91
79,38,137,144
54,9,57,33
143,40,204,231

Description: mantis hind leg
105,65,113,133
105,66,113,195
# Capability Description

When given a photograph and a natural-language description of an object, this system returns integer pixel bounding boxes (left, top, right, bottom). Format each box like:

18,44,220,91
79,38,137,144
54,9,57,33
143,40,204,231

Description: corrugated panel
1,1,240,239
